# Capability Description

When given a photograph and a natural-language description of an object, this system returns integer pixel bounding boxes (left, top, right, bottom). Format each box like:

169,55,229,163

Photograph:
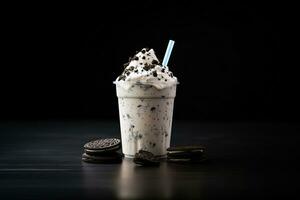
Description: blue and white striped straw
162,40,175,66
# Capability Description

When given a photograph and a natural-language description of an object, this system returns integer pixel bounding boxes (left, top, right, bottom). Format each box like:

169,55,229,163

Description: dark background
1,2,299,199
1,1,297,122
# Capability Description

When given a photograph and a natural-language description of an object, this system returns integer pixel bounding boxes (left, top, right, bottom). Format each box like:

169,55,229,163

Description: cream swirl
115,48,177,90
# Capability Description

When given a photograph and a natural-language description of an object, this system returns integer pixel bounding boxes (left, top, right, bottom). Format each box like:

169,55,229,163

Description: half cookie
167,145,207,163
133,150,160,166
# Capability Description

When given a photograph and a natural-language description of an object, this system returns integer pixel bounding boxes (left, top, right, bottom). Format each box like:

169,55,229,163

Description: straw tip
162,40,175,66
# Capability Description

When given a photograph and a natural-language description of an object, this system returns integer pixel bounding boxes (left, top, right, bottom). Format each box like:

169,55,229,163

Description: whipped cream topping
115,48,177,90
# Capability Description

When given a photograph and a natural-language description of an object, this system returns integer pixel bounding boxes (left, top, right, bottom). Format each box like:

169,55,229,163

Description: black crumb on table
137,105,142,107
151,107,156,111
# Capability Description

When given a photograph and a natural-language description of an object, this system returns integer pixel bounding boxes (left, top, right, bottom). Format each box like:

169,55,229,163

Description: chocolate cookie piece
84,138,121,152
133,150,160,166
82,152,122,164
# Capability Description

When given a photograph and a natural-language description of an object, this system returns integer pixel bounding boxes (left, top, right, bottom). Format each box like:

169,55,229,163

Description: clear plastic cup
116,84,176,158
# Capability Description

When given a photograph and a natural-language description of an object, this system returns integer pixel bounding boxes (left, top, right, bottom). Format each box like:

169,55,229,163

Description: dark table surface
0,120,299,199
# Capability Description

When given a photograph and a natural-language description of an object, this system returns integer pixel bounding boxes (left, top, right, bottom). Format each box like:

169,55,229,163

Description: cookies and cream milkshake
114,47,178,158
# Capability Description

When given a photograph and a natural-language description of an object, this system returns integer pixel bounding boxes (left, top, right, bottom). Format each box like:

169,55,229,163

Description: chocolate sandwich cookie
84,138,121,154
82,152,122,164
133,150,160,166
167,145,207,163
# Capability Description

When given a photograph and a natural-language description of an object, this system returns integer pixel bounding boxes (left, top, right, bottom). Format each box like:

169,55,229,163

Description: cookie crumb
123,62,129,68
118,75,126,81
152,71,157,77
152,60,159,65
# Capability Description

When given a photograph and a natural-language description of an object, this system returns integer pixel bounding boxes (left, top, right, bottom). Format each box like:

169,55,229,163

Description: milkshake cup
116,84,176,158
114,44,177,158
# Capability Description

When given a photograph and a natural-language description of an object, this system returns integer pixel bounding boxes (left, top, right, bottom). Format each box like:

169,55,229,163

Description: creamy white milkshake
114,48,178,158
